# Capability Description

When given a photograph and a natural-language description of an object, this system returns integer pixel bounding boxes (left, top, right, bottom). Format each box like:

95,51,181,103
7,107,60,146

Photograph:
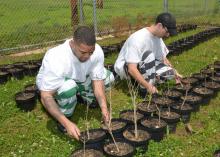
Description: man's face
73,41,95,62
162,26,170,38
158,23,170,38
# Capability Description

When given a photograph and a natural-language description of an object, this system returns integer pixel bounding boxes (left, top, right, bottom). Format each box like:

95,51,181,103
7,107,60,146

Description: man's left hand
175,71,183,84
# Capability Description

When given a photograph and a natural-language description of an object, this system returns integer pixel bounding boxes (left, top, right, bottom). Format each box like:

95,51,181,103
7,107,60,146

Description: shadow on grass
114,79,131,97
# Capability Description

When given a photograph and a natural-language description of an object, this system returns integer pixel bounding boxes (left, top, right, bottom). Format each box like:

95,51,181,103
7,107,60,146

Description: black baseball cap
156,12,177,36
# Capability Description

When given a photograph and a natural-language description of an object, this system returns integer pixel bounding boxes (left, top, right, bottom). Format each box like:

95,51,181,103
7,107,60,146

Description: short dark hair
73,26,96,46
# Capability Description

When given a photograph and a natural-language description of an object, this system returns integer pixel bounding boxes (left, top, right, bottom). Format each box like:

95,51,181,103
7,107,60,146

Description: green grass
0,0,220,51
0,32,220,156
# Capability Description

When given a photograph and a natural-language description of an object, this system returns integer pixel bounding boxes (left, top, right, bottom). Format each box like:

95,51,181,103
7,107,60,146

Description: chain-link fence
0,0,220,54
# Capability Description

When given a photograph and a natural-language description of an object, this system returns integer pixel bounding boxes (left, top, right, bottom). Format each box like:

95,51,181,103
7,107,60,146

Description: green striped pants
55,69,114,117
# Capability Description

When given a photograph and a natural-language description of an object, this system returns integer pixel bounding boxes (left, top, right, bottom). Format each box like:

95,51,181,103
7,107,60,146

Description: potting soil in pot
140,118,167,141
137,101,157,116
119,110,144,124
102,118,127,138
104,141,134,157
70,148,103,157
15,91,36,111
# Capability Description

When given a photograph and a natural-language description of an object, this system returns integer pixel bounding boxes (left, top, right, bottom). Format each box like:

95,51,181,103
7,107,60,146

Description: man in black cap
114,12,182,97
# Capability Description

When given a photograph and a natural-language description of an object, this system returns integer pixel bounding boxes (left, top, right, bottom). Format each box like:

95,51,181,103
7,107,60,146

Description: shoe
57,122,67,133
77,94,98,109
89,100,99,109
139,88,147,99
76,94,87,104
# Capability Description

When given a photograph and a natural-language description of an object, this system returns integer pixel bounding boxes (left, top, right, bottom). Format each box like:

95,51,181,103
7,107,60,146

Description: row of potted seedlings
0,59,116,86
12,60,219,155
71,61,220,157
15,84,39,112
0,59,41,83
13,60,220,156
70,60,220,157
177,24,197,33
167,27,220,55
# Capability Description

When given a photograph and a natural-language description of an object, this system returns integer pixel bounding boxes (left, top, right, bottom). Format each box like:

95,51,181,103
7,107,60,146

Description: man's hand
147,84,158,94
65,121,81,140
174,70,183,84
40,91,81,140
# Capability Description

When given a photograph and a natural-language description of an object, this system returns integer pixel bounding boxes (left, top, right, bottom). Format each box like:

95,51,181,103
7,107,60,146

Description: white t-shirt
36,40,105,91
114,28,169,79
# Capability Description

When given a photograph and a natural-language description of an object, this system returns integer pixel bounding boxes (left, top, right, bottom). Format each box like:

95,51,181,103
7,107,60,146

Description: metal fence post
204,0,207,13
79,0,84,24
70,0,79,26
164,0,168,12
93,0,98,36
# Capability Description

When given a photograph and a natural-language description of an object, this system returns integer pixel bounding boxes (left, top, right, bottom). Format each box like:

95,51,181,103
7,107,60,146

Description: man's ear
157,23,163,28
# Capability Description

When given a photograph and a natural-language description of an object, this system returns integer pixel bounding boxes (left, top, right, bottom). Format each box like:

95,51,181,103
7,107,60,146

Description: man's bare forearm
42,96,64,121
93,80,107,108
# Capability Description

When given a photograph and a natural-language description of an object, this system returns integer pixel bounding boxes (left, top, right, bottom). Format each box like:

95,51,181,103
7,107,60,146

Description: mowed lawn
1,0,220,50
0,28,220,156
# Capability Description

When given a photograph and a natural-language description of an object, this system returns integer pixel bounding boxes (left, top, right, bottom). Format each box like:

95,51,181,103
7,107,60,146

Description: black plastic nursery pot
103,138,135,157
15,91,37,112
214,60,220,66
180,93,203,112
108,45,119,53
158,110,180,133
174,84,192,94
137,101,157,117
119,110,144,125
152,96,174,109
171,102,193,123
192,86,214,98
122,126,151,150
140,117,167,142
200,68,213,77
214,64,220,72
13,62,28,69
24,84,39,97
181,77,199,86
23,64,39,76
79,128,107,150
213,149,220,157
210,76,220,84
216,71,220,77
0,64,15,72
202,81,220,92
33,60,42,69
192,86,214,104
0,71,10,84
163,89,182,101
7,68,24,80
70,148,104,157
191,73,206,82
101,118,127,139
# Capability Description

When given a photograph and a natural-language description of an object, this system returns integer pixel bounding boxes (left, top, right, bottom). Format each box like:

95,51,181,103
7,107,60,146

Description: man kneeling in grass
114,12,182,97
36,26,114,140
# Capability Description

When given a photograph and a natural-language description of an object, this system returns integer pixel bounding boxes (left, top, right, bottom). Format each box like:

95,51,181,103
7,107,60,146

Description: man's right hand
65,121,81,140
147,84,158,94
